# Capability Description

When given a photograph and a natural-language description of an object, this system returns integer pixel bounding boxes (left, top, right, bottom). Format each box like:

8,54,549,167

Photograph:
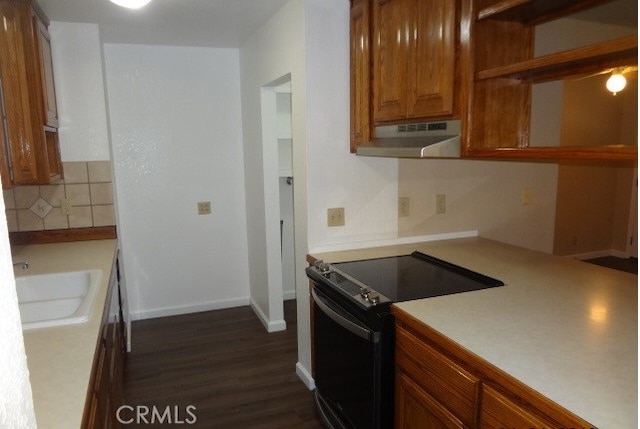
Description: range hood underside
356,135,461,158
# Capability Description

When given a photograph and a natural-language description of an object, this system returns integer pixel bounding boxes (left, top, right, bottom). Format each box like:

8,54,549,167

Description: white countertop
13,240,118,429
312,237,638,428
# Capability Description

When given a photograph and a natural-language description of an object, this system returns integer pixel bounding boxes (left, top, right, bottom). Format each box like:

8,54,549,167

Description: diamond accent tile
30,198,53,219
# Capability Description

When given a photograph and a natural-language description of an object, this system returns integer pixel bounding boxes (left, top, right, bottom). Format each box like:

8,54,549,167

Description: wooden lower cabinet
396,372,466,429
393,306,595,429
82,256,126,429
395,325,479,428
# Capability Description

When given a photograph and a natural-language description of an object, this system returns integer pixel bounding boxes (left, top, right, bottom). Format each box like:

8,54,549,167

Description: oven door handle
312,288,378,342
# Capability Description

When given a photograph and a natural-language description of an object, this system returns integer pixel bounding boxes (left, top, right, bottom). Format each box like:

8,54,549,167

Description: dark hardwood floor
584,256,638,274
123,300,324,428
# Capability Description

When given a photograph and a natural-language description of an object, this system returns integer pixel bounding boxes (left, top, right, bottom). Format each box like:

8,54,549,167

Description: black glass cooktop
333,251,504,302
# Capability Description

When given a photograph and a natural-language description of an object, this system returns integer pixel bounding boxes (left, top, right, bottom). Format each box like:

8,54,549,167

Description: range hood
356,120,461,158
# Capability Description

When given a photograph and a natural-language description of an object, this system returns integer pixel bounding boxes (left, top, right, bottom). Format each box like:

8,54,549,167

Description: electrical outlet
436,194,446,214
399,198,410,217
197,201,212,215
521,188,531,205
327,208,345,227
61,198,72,215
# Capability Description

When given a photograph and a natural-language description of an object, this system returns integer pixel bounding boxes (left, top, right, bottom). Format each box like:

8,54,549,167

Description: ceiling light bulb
109,0,152,9
606,72,627,95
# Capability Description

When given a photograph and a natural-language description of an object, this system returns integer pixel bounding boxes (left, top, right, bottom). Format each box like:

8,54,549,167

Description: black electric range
306,251,504,429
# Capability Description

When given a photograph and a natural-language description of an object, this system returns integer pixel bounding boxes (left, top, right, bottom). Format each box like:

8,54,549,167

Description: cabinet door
35,17,58,128
350,0,372,151
372,0,408,122
0,1,39,186
407,0,455,118
480,385,555,429
396,372,467,429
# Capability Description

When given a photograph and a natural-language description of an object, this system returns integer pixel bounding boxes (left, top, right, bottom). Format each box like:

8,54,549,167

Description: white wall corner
250,299,287,333
0,196,36,426
295,362,316,391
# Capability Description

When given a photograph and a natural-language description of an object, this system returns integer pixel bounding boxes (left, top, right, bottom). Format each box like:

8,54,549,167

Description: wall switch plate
61,198,72,215
436,194,446,214
327,207,345,227
197,201,212,215
399,197,410,217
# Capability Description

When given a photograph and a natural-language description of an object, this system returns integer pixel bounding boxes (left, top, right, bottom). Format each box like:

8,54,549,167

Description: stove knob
368,291,380,305
360,287,371,299
315,261,330,274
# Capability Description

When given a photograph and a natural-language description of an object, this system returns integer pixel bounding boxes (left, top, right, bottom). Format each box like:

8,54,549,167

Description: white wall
0,201,36,428
399,159,559,253
103,44,251,320
49,23,111,161
304,0,399,251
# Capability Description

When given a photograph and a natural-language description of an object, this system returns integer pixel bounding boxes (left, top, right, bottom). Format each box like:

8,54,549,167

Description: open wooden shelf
477,0,614,25
466,0,637,161
475,35,638,83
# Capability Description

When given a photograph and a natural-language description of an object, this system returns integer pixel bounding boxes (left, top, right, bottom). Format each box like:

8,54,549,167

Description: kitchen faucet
13,261,29,269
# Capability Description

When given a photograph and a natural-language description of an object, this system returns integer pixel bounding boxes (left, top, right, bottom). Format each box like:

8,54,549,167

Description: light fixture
606,71,627,95
109,0,152,9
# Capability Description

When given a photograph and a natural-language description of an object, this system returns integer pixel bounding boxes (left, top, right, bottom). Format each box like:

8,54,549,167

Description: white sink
16,270,102,330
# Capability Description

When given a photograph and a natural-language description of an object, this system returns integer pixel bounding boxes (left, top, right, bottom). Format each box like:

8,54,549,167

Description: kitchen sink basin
16,270,102,330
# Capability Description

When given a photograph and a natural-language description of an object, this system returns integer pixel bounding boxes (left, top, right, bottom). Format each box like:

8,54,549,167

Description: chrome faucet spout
13,261,29,269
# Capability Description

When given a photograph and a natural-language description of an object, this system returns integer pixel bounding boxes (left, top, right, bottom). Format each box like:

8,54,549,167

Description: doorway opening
276,82,296,302
256,74,295,333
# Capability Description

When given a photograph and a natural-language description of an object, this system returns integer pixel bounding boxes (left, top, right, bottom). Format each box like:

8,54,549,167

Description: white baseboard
132,296,250,321
296,362,315,390
611,249,630,259
250,298,287,333
570,249,630,260
283,290,296,300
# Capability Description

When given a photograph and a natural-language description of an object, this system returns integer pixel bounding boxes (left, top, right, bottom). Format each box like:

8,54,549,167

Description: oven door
312,285,380,429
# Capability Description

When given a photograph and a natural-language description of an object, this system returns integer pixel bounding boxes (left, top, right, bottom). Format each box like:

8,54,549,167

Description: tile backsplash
3,161,116,232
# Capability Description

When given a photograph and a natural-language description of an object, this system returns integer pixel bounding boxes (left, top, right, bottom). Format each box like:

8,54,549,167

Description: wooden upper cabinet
350,0,372,151
0,0,62,188
373,0,456,123
35,16,58,128
0,0,40,187
372,0,408,122
407,0,456,118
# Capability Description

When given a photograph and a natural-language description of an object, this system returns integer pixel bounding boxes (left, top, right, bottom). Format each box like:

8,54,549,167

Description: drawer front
396,325,480,428
480,385,554,429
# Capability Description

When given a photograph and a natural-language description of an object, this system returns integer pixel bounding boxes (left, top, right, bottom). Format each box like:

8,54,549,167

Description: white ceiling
37,0,638,48
37,0,291,48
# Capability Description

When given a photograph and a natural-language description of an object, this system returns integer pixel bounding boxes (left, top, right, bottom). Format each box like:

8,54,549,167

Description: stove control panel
308,261,390,307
